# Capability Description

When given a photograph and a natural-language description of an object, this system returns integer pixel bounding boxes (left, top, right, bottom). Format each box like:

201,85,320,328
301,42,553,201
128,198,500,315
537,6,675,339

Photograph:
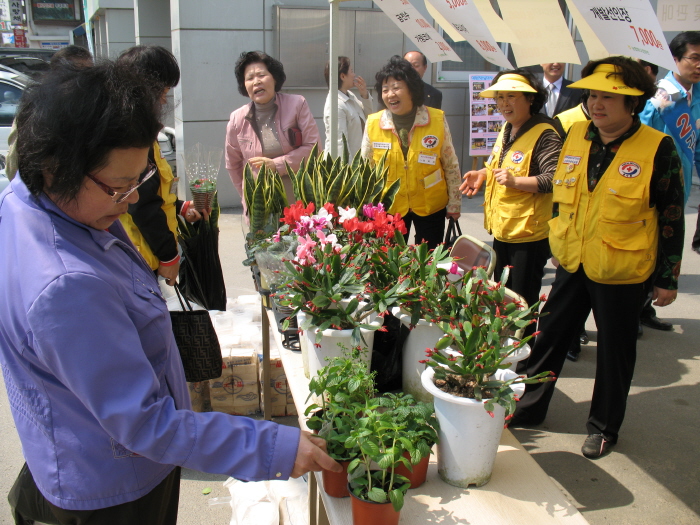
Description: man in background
404,50,442,109
540,62,579,118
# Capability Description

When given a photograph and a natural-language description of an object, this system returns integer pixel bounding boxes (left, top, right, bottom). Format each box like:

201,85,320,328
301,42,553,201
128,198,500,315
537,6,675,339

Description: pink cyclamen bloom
295,235,317,266
449,262,459,275
362,203,384,220
273,231,282,242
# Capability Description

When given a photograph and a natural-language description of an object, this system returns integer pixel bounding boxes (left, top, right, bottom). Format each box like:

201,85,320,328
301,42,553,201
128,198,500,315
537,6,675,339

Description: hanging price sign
425,0,513,69
374,0,461,63
567,0,678,73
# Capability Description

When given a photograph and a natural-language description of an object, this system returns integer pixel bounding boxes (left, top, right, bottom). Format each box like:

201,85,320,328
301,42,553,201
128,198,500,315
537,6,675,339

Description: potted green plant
418,266,555,488
305,348,377,498
345,402,411,525
378,392,438,489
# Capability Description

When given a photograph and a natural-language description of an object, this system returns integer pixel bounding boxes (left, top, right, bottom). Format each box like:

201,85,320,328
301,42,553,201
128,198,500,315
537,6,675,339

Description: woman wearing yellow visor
510,57,684,460
461,69,562,339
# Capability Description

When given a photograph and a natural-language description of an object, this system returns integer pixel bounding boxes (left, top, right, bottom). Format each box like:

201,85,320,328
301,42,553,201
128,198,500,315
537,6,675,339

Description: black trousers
492,237,551,340
8,463,181,525
402,208,447,250
514,265,647,442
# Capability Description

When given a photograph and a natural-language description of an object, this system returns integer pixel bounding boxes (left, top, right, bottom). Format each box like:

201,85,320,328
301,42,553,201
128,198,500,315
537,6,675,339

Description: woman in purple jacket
0,61,337,525
225,51,320,212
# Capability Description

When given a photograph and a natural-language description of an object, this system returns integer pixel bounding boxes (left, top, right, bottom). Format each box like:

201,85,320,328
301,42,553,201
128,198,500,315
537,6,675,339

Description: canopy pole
329,0,339,159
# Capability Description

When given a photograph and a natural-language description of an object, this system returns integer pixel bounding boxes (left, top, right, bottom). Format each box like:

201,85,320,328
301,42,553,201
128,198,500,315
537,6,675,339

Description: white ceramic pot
303,308,381,380
395,310,446,403
421,366,525,488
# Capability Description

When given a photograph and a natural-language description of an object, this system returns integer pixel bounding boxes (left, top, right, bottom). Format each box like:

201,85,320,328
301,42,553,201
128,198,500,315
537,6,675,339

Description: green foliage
287,140,399,211
243,163,288,244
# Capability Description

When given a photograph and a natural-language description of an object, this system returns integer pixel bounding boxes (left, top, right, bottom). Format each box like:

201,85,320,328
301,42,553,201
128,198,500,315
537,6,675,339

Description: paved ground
1,185,699,524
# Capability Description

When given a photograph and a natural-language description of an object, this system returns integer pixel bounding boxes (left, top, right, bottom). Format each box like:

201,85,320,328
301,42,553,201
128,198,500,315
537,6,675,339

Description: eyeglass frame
85,161,157,204
680,55,700,66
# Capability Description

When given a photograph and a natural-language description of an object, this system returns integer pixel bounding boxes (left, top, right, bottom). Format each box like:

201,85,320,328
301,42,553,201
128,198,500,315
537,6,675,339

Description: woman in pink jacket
225,51,320,211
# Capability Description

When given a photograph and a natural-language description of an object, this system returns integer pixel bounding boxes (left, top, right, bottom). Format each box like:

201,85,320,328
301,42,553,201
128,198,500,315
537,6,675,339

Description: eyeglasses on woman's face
85,161,157,203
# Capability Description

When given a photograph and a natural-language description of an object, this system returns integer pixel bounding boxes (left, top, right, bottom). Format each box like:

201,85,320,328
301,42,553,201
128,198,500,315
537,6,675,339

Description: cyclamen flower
362,203,384,219
337,206,356,223
449,262,459,275
316,230,341,251
281,200,315,226
295,235,317,266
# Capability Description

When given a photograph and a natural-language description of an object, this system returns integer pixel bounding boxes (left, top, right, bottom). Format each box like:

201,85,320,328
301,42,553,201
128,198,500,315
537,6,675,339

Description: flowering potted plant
418,266,555,487
275,200,408,378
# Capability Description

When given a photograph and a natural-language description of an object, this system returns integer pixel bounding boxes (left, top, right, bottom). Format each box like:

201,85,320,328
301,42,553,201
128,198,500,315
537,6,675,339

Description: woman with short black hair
226,50,320,212
460,68,562,338
2,60,337,525
361,56,461,249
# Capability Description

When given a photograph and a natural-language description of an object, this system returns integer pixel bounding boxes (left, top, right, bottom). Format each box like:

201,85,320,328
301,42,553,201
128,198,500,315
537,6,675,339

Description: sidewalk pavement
1,187,699,524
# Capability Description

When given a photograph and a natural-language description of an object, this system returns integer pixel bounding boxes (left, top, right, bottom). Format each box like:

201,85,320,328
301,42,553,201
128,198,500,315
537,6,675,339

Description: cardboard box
210,349,260,415
259,356,288,416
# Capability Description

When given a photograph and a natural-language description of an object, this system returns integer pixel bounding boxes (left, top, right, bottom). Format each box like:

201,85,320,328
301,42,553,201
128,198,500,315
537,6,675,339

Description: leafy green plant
378,393,438,467
243,163,288,248
421,266,555,416
304,348,376,460
286,140,400,211
346,403,411,512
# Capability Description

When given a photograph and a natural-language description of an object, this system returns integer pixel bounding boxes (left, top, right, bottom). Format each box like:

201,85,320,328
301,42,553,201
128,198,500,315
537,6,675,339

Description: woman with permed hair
509,56,684,460
460,68,563,340
225,51,320,212
360,55,461,249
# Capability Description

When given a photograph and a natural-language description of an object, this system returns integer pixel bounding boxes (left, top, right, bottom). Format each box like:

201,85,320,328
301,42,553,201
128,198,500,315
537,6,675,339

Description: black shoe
581,433,614,459
566,349,580,362
640,315,673,331
579,330,589,345
637,323,643,339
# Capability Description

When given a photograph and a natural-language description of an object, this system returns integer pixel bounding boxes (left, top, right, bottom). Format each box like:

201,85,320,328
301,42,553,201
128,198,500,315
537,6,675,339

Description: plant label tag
418,153,437,165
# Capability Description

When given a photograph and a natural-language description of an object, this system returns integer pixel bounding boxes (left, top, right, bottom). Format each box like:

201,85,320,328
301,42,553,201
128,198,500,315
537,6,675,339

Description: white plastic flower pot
420,366,525,487
395,309,446,403
303,308,381,380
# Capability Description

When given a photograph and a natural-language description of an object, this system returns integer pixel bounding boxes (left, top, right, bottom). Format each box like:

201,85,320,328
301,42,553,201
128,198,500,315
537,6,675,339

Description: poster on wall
469,73,503,157
31,1,75,21
0,0,11,30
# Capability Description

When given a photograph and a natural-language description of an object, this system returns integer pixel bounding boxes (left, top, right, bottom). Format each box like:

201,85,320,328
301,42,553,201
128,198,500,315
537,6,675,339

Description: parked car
0,68,30,157
158,126,177,176
0,154,8,193
0,56,50,79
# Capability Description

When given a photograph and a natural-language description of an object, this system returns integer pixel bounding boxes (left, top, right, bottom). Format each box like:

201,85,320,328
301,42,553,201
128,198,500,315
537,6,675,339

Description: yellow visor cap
568,64,644,95
479,74,538,99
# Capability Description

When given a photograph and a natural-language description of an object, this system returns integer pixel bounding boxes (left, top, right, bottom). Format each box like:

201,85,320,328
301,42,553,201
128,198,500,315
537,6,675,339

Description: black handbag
444,217,462,250
169,286,223,382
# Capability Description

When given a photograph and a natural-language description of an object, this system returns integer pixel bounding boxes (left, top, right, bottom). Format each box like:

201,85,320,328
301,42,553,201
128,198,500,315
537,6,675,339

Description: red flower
322,202,337,217
282,200,315,226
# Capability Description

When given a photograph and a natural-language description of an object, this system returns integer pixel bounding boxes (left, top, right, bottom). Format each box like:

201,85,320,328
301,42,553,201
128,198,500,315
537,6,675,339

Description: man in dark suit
404,51,442,109
540,63,579,117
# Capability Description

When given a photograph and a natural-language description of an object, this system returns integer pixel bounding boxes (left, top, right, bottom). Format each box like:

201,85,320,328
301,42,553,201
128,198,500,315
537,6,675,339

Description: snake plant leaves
380,179,401,211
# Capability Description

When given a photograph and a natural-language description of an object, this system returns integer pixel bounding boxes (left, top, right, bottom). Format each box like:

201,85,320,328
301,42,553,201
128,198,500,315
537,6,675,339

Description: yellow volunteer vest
483,122,555,243
120,141,179,270
366,107,447,217
549,121,664,285
555,104,588,133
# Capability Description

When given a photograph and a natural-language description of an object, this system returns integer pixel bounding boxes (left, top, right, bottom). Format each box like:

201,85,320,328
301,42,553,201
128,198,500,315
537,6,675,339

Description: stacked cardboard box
258,354,288,417
210,349,259,415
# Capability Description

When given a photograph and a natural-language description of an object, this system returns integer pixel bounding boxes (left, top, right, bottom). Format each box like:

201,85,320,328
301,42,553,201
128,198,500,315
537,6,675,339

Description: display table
262,308,590,525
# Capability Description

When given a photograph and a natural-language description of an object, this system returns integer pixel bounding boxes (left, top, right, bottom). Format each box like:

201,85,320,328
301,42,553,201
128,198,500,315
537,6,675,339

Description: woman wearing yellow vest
361,56,461,249
510,57,685,460
116,46,204,286
460,69,562,337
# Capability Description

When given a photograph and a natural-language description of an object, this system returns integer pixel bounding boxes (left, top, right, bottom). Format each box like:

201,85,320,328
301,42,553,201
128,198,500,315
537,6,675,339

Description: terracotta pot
393,451,430,489
349,485,401,525
322,460,351,498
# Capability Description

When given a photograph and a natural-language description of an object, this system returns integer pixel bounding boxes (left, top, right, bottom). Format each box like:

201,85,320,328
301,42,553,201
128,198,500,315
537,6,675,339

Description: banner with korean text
567,0,678,73
425,0,513,69
656,0,700,31
374,0,461,63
